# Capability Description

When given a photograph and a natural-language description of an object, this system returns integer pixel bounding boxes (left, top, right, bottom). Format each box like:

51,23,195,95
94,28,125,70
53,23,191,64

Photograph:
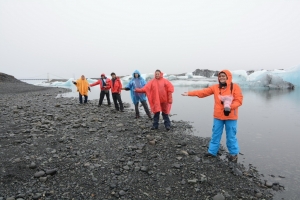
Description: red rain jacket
90,74,111,91
188,70,243,120
135,72,174,114
111,77,122,93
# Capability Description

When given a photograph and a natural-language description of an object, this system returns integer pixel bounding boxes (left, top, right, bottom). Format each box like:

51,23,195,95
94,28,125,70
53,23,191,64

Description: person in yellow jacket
72,75,90,104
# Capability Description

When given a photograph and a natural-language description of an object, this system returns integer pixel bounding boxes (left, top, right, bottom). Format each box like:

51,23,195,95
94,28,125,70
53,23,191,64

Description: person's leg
106,91,111,106
112,93,119,111
162,112,171,130
134,102,140,118
152,112,160,129
141,100,152,118
117,94,124,111
99,91,105,106
84,95,88,103
79,93,83,104
208,118,225,156
225,120,239,156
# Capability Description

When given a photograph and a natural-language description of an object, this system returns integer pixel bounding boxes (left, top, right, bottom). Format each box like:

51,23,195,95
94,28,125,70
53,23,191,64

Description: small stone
255,192,262,198
266,181,273,187
119,190,126,196
141,166,149,172
187,179,198,184
187,150,196,155
34,171,45,178
6,197,15,200
194,156,201,162
116,123,124,127
134,167,140,171
173,163,181,169
32,193,42,200
180,150,189,156
149,140,156,145
46,168,57,175
29,162,37,169
212,193,225,200
123,166,130,170
176,156,182,161
39,177,47,182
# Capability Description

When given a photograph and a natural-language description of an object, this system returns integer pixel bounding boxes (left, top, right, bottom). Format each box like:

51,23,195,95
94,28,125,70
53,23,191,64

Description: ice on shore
34,65,300,89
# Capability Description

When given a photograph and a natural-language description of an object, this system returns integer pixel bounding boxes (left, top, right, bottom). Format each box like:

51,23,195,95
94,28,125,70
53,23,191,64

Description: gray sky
1,0,300,79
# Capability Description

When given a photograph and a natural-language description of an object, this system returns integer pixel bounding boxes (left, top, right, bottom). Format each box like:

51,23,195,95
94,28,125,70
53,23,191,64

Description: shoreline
0,81,281,199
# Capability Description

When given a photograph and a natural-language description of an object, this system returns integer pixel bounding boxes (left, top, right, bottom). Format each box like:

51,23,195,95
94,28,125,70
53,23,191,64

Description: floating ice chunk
232,70,248,83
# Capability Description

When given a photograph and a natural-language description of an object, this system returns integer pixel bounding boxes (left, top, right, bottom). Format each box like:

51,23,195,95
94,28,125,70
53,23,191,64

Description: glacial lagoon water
25,81,300,199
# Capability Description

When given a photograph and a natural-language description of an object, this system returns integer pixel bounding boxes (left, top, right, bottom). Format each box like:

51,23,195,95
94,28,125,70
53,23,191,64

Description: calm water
28,81,300,199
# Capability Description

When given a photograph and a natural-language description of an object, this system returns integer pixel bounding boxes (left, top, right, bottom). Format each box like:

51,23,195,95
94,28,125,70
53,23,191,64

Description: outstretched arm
182,87,214,98
90,80,100,87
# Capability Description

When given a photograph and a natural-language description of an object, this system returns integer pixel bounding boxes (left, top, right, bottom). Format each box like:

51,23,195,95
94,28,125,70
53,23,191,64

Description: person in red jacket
182,70,243,163
89,73,111,107
110,72,124,112
135,70,174,131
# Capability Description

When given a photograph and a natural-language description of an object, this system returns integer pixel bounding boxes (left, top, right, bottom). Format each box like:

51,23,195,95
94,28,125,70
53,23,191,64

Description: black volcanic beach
0,73,281,200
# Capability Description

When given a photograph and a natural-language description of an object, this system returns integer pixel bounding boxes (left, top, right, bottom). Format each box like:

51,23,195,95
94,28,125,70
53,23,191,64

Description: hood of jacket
132,70,141,78
218,69,232,86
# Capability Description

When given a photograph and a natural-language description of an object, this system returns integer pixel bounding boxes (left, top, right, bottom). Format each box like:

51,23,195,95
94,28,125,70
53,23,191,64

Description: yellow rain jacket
75,79,89,96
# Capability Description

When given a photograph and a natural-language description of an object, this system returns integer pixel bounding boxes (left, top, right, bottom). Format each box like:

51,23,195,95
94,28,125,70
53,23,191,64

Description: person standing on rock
110,72,124,112
122,70,152,119
135,69,174,131
89,73,111,107
182,70,243,163
72,75,90,104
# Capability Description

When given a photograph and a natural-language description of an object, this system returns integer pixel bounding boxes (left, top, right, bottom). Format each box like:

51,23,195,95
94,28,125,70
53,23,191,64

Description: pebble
29,162,37,169
46,168,58,175
34,171,45,178
187,179,198,184
212,193,225,200
265,181,273,187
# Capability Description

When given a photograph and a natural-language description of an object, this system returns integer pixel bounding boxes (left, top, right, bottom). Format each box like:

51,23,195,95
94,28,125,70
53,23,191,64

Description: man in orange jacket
90,73,111,107
182,69,243,163
110,72,124,112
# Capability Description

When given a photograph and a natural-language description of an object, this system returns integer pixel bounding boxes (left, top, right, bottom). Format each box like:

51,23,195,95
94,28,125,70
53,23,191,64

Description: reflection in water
57,85,300,199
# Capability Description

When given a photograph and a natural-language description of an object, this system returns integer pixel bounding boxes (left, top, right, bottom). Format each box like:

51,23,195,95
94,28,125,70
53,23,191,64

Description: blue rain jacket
125,70,147,104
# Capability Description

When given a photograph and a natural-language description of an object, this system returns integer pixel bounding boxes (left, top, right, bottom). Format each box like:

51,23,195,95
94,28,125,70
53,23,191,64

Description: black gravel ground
0,73,282,200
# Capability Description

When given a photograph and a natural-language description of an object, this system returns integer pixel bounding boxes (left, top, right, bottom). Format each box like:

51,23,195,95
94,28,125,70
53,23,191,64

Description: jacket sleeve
90,80,100,87
188,87,214,98
231,84,243,109
135,88,146,93
125,80,132,89
118,80,122,93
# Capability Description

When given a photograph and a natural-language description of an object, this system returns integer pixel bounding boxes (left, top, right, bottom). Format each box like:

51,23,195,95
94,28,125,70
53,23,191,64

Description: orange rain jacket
90,73,111,91
188,70,243,120
75,78,89,96
135,72,174,114
111,77,122,94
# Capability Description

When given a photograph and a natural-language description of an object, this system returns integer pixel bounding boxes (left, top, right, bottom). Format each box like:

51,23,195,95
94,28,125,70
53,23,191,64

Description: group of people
73,70,174,131
73,69,243,163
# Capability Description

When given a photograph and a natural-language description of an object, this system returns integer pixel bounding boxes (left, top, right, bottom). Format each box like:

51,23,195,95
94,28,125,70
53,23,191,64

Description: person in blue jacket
122,70,152,119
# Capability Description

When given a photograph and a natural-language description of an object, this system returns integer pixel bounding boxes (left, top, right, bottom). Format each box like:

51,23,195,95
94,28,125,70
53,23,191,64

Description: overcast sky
1,0,300,79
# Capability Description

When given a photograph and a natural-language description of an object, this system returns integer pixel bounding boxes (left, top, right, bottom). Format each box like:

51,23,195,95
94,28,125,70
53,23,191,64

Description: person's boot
135,114,140,119
227,155,238,163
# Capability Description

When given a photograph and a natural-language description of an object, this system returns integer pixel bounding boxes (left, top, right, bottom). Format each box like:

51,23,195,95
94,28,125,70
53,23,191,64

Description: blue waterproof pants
208,118,239,156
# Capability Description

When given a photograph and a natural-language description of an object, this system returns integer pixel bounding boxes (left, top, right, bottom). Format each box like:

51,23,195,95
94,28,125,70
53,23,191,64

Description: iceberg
32,64,300,90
